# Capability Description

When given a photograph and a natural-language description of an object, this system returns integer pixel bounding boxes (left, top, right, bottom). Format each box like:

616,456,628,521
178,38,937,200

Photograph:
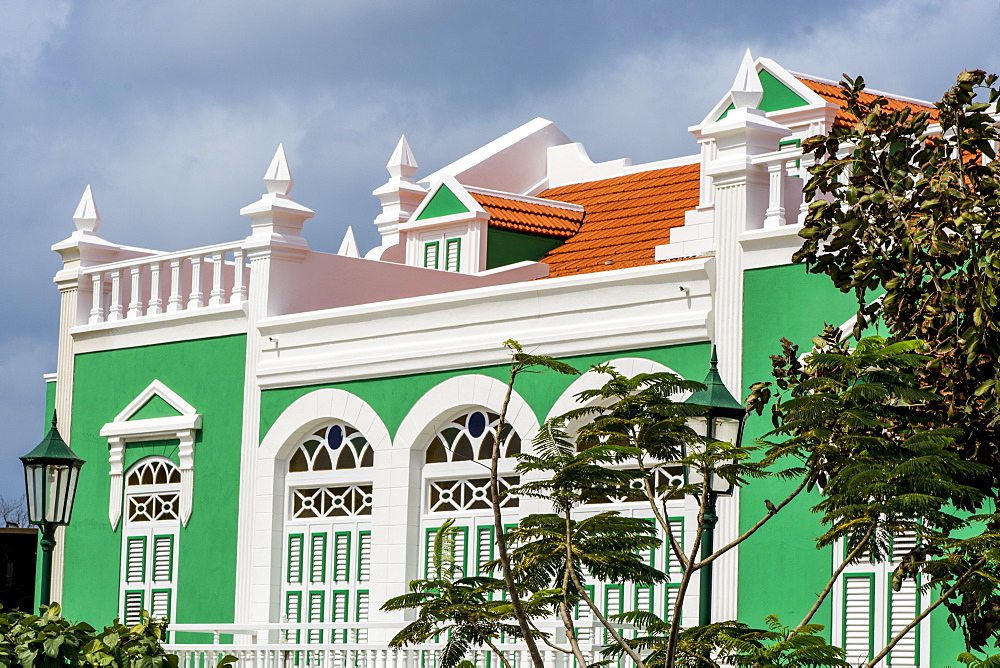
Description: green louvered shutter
357,531,371,581
287,534,304,584
310,533,327,583
307,591,325,644
333,532,351,583
331,591,349,643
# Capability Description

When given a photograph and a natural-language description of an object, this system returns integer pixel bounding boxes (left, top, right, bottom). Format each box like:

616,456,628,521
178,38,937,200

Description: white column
108,269,123,321
187,255,204,309
127,266,143,318
89,273,105,324
230,249,247,303
167,259,183,312
700,105,791,624
762,158,787,229
209,253,226,306
147,261,163,316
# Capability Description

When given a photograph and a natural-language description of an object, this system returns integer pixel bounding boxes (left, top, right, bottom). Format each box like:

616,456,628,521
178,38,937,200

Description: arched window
282,421,374,644
422,410,520,581
121,457,180,627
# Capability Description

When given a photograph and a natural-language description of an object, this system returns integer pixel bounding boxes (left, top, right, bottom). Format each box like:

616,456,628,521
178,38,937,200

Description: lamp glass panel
45,465,69,524
712,417,740,446
686,416,708,438
63,464,81,524
24,464,44,523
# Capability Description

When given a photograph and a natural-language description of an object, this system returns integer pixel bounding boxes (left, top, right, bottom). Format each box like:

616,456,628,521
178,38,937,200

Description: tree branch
568,567,646,668
694,474,809,570
791,524,875,636
866,556,988,668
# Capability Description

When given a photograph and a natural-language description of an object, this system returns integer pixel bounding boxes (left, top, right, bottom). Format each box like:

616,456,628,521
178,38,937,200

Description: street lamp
20,413,85,607
683,346,747,626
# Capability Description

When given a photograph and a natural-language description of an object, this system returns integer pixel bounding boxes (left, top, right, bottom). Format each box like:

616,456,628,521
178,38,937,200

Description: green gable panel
758,69,808,112
716,68,809,120
415,184,469,220
129,393,184,421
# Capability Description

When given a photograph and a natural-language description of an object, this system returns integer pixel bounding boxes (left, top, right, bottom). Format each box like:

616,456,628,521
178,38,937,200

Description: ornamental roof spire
263,143,294,195
72,184,101,234
337,226,359,258
387,134,417,181
730,49,763,110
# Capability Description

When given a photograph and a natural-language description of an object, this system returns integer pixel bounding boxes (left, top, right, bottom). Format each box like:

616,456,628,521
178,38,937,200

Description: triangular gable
409,175,488,225
113,379,198,423
415,183,469,220
129,393,183,421
701,55,828,125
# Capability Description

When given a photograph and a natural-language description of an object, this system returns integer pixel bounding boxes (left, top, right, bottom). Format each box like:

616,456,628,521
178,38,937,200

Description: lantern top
20,413,85,467
684,346,744,412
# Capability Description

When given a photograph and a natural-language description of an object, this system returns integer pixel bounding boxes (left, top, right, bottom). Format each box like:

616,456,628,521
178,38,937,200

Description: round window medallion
467,411,487,438
326,424,344,450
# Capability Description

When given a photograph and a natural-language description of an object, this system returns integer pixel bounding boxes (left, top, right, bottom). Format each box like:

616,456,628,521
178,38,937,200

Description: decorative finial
387,135,417,181
337,226,359,258
51,410,58,430
263,144,294,195
730,49,763,110
72,185,101,234
709,344,719,368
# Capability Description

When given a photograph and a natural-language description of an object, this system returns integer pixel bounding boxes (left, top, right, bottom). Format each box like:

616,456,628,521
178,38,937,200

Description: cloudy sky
1,0,997,500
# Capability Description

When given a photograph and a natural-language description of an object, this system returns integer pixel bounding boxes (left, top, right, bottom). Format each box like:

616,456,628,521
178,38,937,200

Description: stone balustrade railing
80,241,248,325
751,144,809,230
166,621,629,668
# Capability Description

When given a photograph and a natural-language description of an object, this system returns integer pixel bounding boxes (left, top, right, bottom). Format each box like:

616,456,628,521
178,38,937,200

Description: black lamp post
683,346,747,626
20,413,85,607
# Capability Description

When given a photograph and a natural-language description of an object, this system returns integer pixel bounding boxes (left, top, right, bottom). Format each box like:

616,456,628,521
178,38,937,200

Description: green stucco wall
62,335,246,625
739,262,858,630
261,343,711,447
485,228,563,269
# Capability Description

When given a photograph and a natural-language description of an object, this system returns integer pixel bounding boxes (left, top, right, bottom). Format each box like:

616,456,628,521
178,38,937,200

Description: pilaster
234,146,315,623
696,52,792,622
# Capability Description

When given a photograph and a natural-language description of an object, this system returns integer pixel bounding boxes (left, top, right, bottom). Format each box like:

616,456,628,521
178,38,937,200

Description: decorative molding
100,380,202,529
545,357,690,421
251,389,391,624
256,259,713,389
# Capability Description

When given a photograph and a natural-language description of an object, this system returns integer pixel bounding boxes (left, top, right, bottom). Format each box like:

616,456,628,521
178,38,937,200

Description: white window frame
100,380,201,529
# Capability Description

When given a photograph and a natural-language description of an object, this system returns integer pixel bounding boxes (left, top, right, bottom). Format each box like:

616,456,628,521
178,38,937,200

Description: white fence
166,622,624,668
80,241,248,325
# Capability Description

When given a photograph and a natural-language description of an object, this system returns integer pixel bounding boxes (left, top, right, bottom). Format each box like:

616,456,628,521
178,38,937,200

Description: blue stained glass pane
326,425,344,450
467,411,487,438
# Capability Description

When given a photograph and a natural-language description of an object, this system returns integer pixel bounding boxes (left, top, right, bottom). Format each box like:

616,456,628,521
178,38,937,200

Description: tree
795,69,1000,654
0,495,28,529
796,69,1000,473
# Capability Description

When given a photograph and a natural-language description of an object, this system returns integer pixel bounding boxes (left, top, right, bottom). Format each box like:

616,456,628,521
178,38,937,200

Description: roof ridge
789,71,935,108
465,186,585,212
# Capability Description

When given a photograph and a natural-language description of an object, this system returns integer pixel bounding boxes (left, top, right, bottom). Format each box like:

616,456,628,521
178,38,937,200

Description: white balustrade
752,144,807,230
80,241,249,325
166,621,630,668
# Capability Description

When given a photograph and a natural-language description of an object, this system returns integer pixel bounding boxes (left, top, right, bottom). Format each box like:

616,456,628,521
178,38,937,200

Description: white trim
256,259,713,389
71,303,248,354
100,380,202,529
407,175,487,226
110,379,199,423
251,389,391,625
738,224,805,270
464,186,584,212
545,357,689,421
785,70,935,108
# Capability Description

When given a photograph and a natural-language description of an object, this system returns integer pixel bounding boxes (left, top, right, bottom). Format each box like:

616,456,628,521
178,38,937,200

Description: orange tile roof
796,76,939,128
536,163,701,278
471,192,583,238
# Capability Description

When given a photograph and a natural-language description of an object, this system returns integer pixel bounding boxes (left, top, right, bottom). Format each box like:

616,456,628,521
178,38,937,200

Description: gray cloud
2,0,998,497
